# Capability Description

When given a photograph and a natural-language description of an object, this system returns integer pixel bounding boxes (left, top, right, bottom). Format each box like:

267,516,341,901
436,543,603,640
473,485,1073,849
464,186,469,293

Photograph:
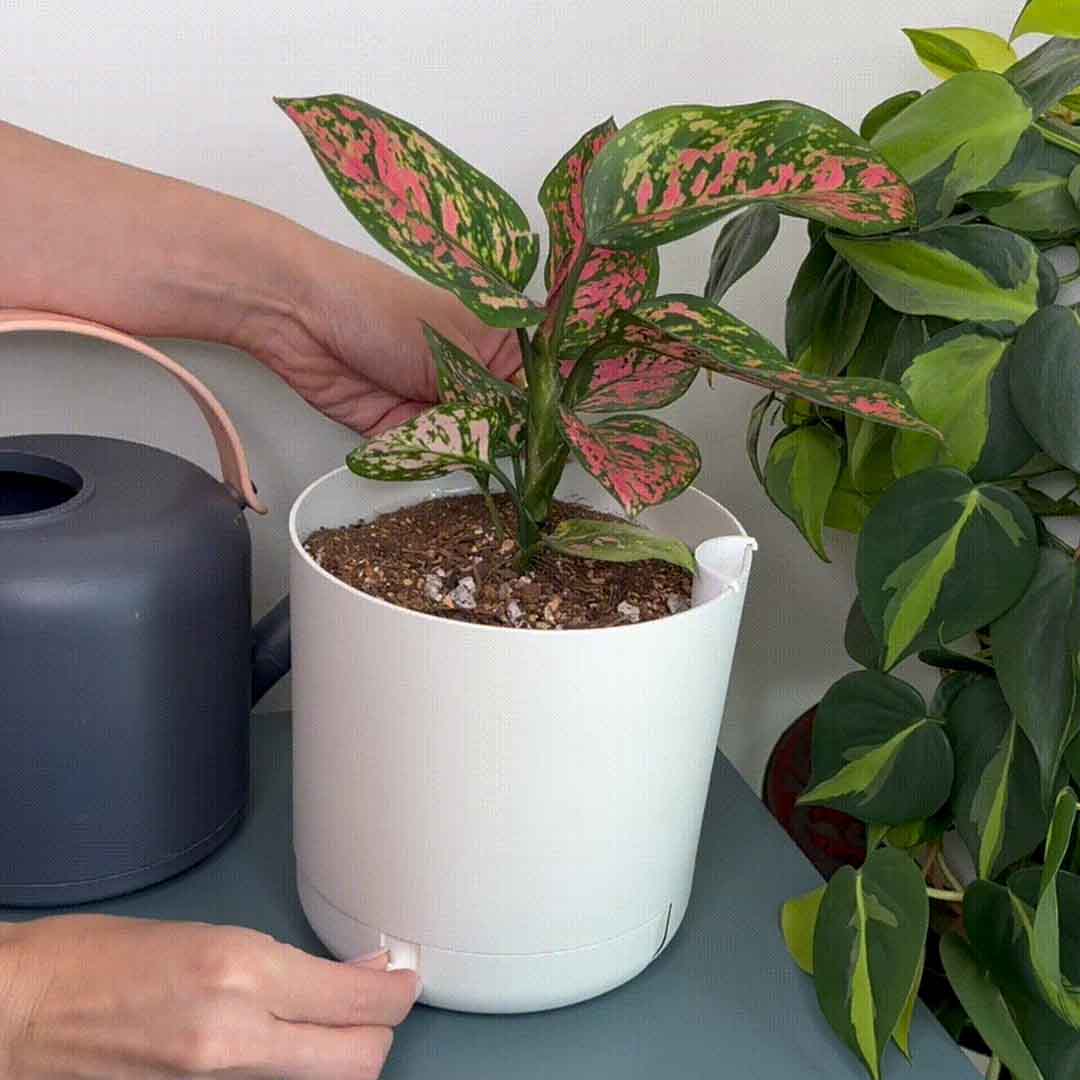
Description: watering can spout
252,596,292,705
691,536,758,607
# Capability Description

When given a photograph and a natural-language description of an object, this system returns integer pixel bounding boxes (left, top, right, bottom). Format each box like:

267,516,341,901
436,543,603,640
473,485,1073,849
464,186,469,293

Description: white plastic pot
289,463,755,1013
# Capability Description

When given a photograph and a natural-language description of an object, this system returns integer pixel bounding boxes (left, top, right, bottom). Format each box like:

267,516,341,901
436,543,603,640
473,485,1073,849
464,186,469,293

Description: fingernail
349,947,389,963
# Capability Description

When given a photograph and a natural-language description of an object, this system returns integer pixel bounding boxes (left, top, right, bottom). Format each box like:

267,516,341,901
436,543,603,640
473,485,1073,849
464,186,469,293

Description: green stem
926,887,965,903
986,1053,1002,1080
482,489,506,543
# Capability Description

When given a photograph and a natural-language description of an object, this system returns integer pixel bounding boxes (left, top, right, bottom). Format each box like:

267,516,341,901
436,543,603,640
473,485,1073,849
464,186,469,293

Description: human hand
0,914,420,1079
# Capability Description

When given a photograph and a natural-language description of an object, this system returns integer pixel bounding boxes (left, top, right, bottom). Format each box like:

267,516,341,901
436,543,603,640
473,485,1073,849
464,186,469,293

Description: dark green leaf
918,644,994,676
704,205,781,303
812,848,929,1079
800,260,875,376
860,91,921,142
785,238,837,365
1006,37,1080,116
992,547,1080,806
543,518,696,573
856,468,1039,668
845,597,883,669
746,392,774,488
1012,868,1080,986
800,670,953,824
764,426,842,560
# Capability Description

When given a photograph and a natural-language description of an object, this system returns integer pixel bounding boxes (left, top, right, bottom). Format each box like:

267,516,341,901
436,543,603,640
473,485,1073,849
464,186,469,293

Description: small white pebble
506,599,526,627
450,576,477,610
666,593,690,615
424,574,445,601
617,601,641,623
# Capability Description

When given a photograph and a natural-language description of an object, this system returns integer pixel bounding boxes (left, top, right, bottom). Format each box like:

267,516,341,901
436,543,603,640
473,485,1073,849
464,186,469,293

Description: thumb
347,948,391,970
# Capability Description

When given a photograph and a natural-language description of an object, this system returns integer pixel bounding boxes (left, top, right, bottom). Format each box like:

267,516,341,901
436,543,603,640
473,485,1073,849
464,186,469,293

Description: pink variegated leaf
423,323,526,447
558,408,701,517
346,403,504,481
613,295,941,437
563,342,698,413
544,518,696,573
276,94,544,328
584,102,916,251
539,118,658,356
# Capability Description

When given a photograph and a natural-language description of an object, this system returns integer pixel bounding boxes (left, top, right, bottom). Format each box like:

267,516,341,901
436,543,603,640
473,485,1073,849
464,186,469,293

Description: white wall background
0,0,1022,788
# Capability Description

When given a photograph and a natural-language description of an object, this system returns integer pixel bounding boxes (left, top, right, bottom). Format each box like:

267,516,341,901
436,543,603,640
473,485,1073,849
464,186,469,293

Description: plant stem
482,489,506,543
926,887,965,903
521,332,568,542
986,1053,1002,1080
937,855,965,894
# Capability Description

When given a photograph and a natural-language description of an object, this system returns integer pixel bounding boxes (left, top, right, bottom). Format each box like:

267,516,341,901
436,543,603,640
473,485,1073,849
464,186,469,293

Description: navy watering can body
0,311,290,906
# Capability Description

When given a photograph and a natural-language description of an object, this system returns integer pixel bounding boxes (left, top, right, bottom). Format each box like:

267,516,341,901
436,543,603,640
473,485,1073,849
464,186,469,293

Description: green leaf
828,225,1044,325
940,933,1046,1080
543,518,695,573
893,322,1034,480
919,644,994,676
798,259,874,376
558,409,701,517
346,403,504,481
903,27,1017,81
1013,0,1080,40
992,547,1080,807
892,946,925,1060
800,670,953,824
870,71,1032,223
824,467,876,533
812,848,929,1080
966,128,1080,242
860,92,921,142
1006,37,1080,115
764,426,842,561
584,101,915,250
1010,305,1080,472
845,597,883,669
704,205,781,303
746,391,774,488
945,675,1047,879
785,237,838,366
539,118,659,357
781,884,825,975
1012,867,1080,986
856,468,1039,669
275,95,543,328
624,295,941,435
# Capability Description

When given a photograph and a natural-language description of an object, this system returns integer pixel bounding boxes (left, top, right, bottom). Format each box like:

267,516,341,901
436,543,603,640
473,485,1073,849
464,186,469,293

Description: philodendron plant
712,4,1080,1079
274,94,935,577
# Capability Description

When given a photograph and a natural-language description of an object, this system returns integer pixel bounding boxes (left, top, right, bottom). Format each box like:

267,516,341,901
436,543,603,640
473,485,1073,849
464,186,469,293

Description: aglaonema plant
275,94,936,575
709,4,1080,1078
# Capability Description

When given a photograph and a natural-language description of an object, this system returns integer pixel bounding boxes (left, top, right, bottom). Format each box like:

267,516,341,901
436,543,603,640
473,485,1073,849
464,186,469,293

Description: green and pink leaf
562,344,698,412
558,408,701,516
276,94,543,328
543,518,696,573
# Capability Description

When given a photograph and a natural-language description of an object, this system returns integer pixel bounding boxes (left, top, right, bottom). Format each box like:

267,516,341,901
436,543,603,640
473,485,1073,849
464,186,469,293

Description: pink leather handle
0,308,267,514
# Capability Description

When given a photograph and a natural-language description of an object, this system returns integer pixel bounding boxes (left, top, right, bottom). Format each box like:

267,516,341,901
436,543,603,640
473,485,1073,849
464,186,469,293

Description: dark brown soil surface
304,493,692,630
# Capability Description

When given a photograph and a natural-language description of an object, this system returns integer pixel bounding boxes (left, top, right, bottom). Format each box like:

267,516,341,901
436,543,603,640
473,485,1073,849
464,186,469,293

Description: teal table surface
2,712,977,1079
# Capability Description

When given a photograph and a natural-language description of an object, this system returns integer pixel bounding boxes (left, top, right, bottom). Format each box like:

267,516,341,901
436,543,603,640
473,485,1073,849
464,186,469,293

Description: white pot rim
289,464,746,639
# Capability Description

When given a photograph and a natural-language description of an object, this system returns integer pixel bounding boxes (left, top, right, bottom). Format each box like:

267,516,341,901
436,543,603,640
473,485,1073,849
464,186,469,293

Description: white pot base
298,867,677,1013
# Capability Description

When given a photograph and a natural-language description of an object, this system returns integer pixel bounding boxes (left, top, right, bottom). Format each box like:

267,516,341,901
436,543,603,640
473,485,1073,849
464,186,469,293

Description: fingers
254,1019,395,1080
262,939,421,1028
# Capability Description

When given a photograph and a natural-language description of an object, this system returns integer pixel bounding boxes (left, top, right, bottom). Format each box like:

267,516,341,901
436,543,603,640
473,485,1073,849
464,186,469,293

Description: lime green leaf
945,675,1047,879
824,467,876,533
275,95,542,328
892,946,925,1060
828,225,1043,325
813,849,929,1080
940,933,1046,1080
1010,305,1080,472
764,426,842,561
584,101,915,250
781,885,825,975
704,205,781,304
993,548,1080,807
1014,0,1080,40
860,92,921,142
903,27,1017,81
542,518,695,573
800,670,953,824
870,71,1032,223
1006,37,1080,115
857,469,1039,669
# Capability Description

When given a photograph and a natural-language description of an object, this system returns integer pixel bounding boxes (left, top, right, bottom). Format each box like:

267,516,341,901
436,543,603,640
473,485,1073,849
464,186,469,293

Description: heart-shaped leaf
993,547,1080,807
1010,305,1080,472
1013,0,1080,40
799,670,953,824
967,129,1080,243
424,323,525,447
565,342,697,413
347,402,503,481
543,518,695,573
828,225,1044,325
812,847,929,1080
539,118,658,357
625,295,940,435
904,27,1018,81
945,675,1046,879
860,91,921,141
857,468,1039,669
584,101,914,251
1006,37,1080,115
893,322,1035,481
764,425,842,560
704,205,781,303
870,72,1032,223
275,95,543,328
558,409,701,517
940,933,1046,1080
